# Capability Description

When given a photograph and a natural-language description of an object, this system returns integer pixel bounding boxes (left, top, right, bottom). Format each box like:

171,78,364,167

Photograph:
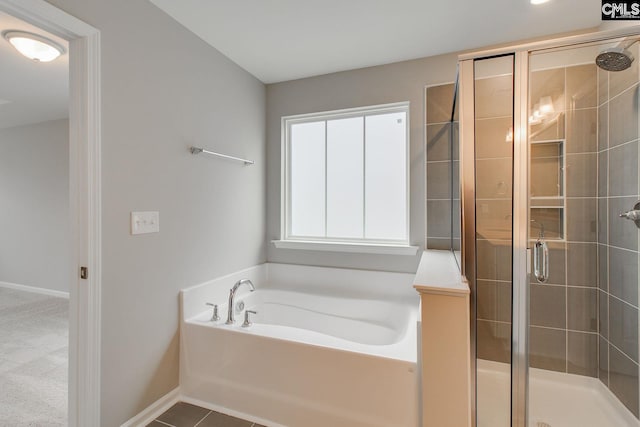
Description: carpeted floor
0,288,68,426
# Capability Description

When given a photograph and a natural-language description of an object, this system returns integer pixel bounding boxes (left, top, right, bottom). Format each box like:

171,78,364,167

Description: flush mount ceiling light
2,30,65,62
531,0,551,4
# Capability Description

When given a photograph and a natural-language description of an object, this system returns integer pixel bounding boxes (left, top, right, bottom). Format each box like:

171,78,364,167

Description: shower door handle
533,239,549,283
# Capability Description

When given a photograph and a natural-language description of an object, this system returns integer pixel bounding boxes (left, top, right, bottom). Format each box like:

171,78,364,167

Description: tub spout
226,279,255,324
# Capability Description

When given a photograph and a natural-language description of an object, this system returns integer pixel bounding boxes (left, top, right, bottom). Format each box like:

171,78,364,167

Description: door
526,37,640,427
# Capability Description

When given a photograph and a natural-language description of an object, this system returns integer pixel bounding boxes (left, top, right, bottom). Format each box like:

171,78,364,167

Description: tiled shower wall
597,43,640,418
474,73,515,365
466,65,602,373
527,64,600,377
426,68,602,370
426,75,516,363
425,83,459,250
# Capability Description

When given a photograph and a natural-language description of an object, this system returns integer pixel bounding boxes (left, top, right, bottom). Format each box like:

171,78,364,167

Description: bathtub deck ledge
413,250,468,296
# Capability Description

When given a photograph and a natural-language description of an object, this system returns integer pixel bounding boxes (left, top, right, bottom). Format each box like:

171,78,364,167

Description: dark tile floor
147,402,266,427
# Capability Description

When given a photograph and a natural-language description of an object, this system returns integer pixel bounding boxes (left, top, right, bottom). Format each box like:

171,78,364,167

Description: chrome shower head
596,46,635,72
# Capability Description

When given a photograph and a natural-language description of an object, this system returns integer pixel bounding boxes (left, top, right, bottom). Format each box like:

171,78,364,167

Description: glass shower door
472,54,515,427
526,38,640,427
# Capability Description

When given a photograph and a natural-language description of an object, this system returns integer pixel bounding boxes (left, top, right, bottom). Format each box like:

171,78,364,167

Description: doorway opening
0,0,101,425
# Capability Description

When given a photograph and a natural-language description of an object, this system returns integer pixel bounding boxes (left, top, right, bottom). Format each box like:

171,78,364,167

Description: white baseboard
0,280,69,299
121,387,181,427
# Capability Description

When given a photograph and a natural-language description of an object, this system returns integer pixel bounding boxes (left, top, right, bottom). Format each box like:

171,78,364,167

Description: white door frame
0,1,101,426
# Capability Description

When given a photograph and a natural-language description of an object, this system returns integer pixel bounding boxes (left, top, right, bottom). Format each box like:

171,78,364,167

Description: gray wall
266,54,458,273
44,1,266,425
0,119,69,293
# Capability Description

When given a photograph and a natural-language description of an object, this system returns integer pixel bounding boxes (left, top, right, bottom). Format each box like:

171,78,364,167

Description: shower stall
445,27,640,427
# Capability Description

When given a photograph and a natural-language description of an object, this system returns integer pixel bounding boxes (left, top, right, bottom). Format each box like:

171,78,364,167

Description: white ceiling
0,11,68,129
0,1,604,129
150,0,602,84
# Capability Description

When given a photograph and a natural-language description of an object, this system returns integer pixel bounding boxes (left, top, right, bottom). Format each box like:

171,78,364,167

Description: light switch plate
131,211,159,235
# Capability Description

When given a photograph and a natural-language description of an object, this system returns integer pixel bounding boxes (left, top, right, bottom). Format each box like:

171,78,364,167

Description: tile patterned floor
147,402,266,427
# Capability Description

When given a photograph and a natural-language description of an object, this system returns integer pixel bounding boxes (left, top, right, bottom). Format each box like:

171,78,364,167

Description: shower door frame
459,24,640,427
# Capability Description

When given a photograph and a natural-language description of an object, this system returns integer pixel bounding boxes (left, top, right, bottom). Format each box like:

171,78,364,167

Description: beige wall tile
475,75,513,120
566,64,597,110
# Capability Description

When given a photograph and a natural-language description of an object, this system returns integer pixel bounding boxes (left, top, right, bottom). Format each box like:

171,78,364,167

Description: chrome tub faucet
226,279,255,324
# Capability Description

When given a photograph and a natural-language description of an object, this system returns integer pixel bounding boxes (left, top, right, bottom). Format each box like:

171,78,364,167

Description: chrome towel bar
190,146,254,165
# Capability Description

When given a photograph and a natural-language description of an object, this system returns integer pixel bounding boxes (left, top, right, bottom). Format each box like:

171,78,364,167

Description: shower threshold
477,359,639,427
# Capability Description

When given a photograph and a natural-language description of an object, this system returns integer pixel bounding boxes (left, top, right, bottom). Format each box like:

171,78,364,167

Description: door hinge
80,266,88,280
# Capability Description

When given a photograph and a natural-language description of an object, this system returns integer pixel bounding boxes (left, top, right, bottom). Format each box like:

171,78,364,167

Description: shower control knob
619,201,640,229
619,210,640,221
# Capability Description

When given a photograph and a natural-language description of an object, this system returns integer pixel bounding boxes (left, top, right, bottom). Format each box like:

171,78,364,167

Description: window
279,102,411,251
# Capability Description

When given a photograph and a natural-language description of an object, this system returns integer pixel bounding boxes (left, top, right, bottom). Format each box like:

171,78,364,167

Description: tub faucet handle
206,303,220,321
242,310,257,328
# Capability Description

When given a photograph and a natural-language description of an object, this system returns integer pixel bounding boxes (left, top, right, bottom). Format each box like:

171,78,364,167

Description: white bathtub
180,263,420,427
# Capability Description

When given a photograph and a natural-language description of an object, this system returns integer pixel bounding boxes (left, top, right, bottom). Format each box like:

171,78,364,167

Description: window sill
271,240,420,256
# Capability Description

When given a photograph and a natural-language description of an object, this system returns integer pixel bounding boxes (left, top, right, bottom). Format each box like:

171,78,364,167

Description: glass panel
364,111,407,241
474,55,514,427
452,77,461,268
290,121,326,237
425,82,456,252
527,38,640,426
423,75,461,268
326,117,364,238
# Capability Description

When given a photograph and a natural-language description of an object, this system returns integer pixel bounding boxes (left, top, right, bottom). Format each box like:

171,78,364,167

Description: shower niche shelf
529,139,565,241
